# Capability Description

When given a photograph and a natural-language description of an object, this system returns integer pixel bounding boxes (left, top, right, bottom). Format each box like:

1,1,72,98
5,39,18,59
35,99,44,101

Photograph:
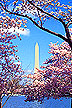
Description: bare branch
2,95,11,107
26,16,68,42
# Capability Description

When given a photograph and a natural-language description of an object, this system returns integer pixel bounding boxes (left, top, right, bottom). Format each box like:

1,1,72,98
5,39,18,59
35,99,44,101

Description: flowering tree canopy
0,27,27,108
23,42,71,103
0,0,72,49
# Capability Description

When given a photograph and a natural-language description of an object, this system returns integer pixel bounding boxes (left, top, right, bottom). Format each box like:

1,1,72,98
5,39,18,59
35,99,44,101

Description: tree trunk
0,95,2,108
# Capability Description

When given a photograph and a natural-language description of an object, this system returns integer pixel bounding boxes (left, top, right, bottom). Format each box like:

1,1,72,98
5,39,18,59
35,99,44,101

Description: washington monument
34,42,39,73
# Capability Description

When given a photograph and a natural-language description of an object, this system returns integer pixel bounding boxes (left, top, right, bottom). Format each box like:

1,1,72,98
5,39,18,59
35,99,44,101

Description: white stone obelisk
34,42,39,73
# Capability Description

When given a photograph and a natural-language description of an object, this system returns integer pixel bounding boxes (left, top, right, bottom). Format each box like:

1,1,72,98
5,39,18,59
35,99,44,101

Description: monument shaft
35,43,39,73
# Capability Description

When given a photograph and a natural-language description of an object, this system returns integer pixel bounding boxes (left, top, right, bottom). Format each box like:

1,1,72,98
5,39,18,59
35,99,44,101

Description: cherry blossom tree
0,1,28,107
0,29,27,108
0,0,72,49
22,41,71,103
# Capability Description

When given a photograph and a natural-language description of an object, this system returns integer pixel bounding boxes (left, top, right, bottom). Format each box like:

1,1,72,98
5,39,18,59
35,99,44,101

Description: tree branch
27,0,72,49
2,95,11,107
59,18,72,48
27,0,62,22
30,18,68,42
0,2,68,43
67,21,72,28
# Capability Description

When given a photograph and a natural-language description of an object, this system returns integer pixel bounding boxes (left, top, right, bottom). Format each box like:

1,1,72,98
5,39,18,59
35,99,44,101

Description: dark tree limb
27,0,60,21
27,0,72,48
2,95,11,107
0,95,2,108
